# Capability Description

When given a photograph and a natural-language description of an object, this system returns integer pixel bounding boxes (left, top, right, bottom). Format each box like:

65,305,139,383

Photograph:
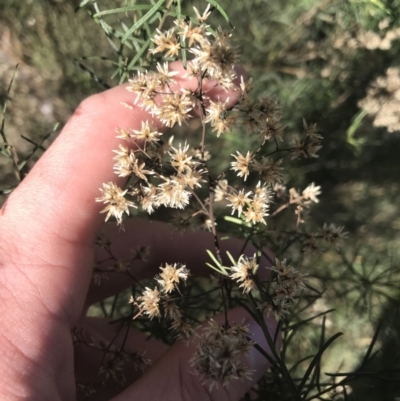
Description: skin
0,63,279,401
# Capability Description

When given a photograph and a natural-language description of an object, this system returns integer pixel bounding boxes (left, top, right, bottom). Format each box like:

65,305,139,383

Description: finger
86,218,272,308
110,308,280,401
0,63,244,325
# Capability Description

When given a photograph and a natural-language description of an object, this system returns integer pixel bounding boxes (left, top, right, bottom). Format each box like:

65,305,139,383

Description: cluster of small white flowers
96,182,136,224
130,263,189,320
121,134,206,215
264,182,321,226
130,263,194,342
190,319,254,390
302,182,322,204
97,6,326,232
226,181,272,225
229,254,259,294
227,254,308,318
132,286,161,320
156,262,190,293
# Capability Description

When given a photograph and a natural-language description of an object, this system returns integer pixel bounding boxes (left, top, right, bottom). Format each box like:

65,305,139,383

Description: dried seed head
229,254,258,294
150,28,181,58
190,319,254,390
134,287,161,320
230,151,254,181
96,182,136,224
156,263,190,293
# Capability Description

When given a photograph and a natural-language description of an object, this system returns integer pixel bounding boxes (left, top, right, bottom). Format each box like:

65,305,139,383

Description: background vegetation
1,0,400,399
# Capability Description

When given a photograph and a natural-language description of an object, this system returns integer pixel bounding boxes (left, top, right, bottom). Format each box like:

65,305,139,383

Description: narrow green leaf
0,148,11,158
361,319,382,367
175,0,187,67
1,64,18,145
206,249,221,267
93,3,119,52
347,109,367,153
94,5,153,17
205,0,230,23
126,38,152,73
0,187,14,195
226,251,236,266
17,160,27,171
121,0,165,44
285,309,336,331
206,262,225,274
76,0,91,11
298,332,344,393
175,0,181,18
370,0,387,11
224,215,251,227
205,250,229,275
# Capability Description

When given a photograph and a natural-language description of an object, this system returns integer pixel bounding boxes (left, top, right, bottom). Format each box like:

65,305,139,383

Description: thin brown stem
208,191,229,325
270,195,304,217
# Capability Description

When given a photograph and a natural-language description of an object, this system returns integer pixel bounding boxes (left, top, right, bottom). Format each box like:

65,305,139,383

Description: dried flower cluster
130,263,195,342
266,258,308,318
190,319,254,390
321,223,348,248
358,66,400,133
130,263,189,318
96,6,324,228
73,327,151,395
226,254,308,319
312,19,400,83
92,4,347,392
229,254,259,294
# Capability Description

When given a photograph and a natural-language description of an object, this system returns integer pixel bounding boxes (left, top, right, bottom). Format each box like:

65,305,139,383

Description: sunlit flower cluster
97,6,325,233
86,3,355,396
130,263,190,320
92,6,350,394
129,263,194,343
229,254,259,293
226,181,271,225
96,182,136,224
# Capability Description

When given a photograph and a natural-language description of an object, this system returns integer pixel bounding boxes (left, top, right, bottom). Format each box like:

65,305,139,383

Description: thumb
111,308,280,401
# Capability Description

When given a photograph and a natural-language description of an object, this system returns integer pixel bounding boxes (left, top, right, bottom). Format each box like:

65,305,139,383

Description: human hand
0,63,279,401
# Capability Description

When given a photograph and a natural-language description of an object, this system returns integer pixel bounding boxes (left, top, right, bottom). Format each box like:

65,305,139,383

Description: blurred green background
1,0,400,398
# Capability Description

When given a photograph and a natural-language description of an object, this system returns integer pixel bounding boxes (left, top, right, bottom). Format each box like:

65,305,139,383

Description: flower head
150,29,180,58
156,263,190,293
231,151,254,181
96,182,136,224
226,189,252,217
155,92,193,127
131,121,163,144
134,287,161,320
229,254,258,293
302,182,321,203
